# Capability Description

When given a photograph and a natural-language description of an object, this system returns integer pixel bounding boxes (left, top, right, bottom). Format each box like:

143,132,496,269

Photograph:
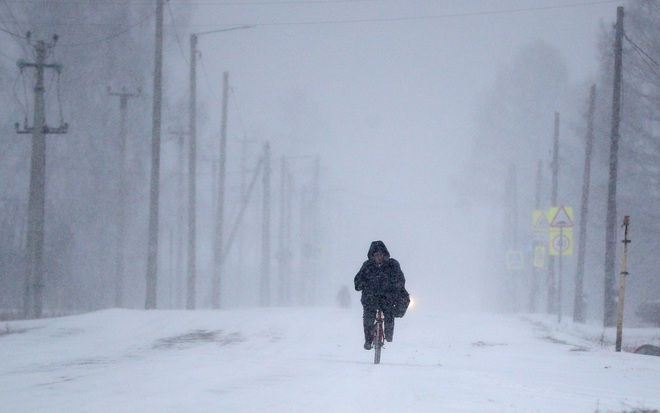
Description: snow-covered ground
1,305,659,413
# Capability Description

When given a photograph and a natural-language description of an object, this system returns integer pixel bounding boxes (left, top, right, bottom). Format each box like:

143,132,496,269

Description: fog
4,1,652,322
182,1,615,313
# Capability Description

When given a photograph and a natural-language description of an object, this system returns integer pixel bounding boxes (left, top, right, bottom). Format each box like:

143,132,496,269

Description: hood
367,240,390,260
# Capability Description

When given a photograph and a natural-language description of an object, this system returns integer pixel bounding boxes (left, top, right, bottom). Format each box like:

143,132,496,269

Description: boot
385,326,394,342
364,329,373,350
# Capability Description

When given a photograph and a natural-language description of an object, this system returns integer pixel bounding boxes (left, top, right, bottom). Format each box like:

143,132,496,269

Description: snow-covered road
1,306,659,412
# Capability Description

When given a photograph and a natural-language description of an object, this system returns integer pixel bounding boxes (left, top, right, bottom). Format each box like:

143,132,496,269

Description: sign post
530,210,550,312
548,206,574,322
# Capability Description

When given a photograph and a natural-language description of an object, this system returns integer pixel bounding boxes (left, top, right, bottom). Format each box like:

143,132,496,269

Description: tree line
465,0,660,326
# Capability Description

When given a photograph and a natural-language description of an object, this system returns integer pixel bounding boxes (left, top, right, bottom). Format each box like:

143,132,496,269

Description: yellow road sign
533,246,546,268
532,210,550,232
548,228,573,255
548,206,574,228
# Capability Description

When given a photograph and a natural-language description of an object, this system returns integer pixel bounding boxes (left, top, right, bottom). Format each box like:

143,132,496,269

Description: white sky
178,0,619,309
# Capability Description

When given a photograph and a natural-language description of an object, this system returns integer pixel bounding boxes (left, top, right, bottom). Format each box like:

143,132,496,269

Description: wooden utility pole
278,156,292,306
109,87,140,308
187,33,198,310
186,26,251,310
506,164,519,248
547,112,560,314
615,215,630,352
236,137,252,284
145,0,164,310
16,35,68,319
220,157,264,267
260,142,271,307
286,168,293,302
212,72,229,309
168,128,188,309
308,156,322,305
604,6,624,327
573,85,596,323
528,160,543,312
505,164,519,311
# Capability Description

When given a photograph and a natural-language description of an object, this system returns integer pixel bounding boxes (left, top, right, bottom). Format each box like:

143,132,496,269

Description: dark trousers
362,303,394,343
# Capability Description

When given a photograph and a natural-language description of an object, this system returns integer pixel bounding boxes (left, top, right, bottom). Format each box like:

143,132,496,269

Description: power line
190,0,376,4
624,33,660,70
167,0,188,65
198,53,222,105
5,0,620,28
229,87,249,141
238,1,620,27
1,0,30,55
0,0,381,5
0,0,620,51
0,24,26,40
10,73,27,121
190,0,616,8
1,0,24,30
57,9,156,47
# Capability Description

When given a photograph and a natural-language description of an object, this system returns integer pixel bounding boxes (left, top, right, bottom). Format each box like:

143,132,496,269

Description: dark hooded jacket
354,241,406,310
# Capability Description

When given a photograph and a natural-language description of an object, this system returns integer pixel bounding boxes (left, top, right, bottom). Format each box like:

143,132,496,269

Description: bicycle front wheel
373,320,383,364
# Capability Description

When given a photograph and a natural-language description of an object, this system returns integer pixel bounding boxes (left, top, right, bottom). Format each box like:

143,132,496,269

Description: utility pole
505,164,519,311
615,215,631,352
505,164,519,248
236,136,258,289
187,33,198,310
278,156,291,306
299,180,309,305
528,160,543,312
220,157,263,268
237,137,249,285
168,127,188,309
295,155,322,306
108,87,140,308
286,168,293,303
574,85,596,323
547,112,560,315
187,26,251,310
604,6,624,327
16,35,68,319
311,155,321,304
260,142,271,307
145,0,164,310
212,71,229,309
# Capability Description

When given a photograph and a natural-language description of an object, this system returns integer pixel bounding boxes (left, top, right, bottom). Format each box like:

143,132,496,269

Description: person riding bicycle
354,240,408,350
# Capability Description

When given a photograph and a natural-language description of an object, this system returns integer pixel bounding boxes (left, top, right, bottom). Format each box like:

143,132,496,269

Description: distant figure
336,285,351,308
354,240,409,350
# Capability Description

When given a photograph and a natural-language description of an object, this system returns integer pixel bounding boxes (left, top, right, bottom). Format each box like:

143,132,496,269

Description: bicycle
371,308,385,364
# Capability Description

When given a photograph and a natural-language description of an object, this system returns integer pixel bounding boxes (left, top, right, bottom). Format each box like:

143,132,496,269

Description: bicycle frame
372,309,384,364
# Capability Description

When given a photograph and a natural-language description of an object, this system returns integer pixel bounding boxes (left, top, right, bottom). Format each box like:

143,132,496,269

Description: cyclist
354,240,407,350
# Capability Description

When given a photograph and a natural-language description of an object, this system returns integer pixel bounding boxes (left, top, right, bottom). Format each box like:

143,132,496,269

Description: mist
4,0,657,327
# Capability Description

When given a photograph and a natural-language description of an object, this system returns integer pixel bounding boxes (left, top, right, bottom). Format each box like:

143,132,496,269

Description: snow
1,306,659,413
